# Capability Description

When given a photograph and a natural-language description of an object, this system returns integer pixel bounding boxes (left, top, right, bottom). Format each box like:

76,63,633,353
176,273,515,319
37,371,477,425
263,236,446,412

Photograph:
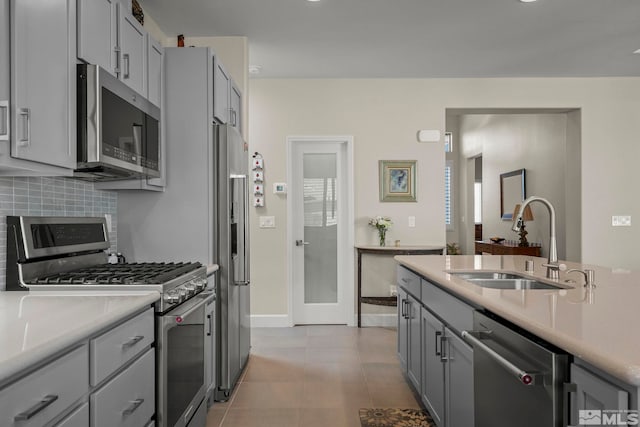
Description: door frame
286,136,355,326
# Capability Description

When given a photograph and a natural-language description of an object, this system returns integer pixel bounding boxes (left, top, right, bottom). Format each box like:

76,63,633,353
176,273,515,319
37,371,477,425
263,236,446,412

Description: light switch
612,215,631,227
408,216,416,228
259,216,275,228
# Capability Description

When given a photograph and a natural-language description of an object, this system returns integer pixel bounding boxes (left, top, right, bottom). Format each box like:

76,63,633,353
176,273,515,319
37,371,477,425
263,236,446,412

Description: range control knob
164,293,179,304
193,279,206,291
178,289,188,302
184,285,196,296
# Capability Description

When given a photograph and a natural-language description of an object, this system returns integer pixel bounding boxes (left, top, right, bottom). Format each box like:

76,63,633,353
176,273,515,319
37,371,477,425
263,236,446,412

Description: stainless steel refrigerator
117,47,250,403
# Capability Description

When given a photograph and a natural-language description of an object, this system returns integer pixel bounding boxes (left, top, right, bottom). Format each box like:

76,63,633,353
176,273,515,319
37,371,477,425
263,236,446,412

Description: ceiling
139,0,640,79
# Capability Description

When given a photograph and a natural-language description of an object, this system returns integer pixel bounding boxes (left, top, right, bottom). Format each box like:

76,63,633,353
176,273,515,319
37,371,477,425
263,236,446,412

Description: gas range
6,216,208,312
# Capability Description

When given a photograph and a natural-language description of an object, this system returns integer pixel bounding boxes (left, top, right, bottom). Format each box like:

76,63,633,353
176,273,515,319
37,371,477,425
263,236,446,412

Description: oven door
157,291,214,427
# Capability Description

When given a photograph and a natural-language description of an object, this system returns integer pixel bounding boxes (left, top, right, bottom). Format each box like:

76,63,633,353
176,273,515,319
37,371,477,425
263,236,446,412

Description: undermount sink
448,271,565,290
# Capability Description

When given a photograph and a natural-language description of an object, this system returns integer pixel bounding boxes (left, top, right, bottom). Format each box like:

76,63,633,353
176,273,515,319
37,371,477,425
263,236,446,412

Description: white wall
249,77,640,316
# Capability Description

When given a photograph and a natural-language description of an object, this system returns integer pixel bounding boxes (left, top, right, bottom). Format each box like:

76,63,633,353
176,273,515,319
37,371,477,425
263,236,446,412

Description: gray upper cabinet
147,36,163,108
0,0,9,144
213,58,231,124
230,80,241,130
118,7,146,96
77,0,118,75
9,0,76,171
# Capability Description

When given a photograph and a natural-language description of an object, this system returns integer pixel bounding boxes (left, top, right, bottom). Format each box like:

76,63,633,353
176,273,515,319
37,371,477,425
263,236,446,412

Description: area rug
359,408,435,427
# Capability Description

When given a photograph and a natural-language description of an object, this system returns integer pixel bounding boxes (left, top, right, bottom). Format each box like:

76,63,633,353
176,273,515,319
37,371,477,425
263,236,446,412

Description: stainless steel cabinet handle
121,335,144,349
435,331,442,356
0,100,9,141
400,298,407,318
14,395,59,420
295,240,310,246
401,277,409,283
114,46,121,75
206,314,212,336
18,108,30,147
122,398,144,416
123,53,130,79
462,330,540,386
440,336,448,362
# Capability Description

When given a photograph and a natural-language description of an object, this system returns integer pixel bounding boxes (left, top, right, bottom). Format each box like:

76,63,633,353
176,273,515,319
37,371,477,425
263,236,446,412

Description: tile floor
206,325,421,427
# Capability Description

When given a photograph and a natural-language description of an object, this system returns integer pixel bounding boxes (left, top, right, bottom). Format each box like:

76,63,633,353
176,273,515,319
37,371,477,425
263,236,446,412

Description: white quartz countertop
394,255,640,386
0,290,159,388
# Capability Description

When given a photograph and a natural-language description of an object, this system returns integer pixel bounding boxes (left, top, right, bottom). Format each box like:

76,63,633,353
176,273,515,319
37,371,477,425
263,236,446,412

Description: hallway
206,325,421,427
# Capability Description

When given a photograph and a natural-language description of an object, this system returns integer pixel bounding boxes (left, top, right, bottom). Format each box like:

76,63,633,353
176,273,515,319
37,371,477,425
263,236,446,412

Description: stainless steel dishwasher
462,310,569,427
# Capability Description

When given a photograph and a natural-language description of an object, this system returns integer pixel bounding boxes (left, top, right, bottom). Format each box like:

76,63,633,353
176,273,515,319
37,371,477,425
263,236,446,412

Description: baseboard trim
250,314,291,328
360,313,397,328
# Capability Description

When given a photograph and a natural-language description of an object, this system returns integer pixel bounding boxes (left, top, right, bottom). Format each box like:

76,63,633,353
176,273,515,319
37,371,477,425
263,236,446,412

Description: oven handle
165,292,215,325
461,330,542,386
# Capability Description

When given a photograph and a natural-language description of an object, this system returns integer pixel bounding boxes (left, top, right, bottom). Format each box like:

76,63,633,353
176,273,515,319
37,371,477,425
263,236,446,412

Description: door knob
295,240,310,246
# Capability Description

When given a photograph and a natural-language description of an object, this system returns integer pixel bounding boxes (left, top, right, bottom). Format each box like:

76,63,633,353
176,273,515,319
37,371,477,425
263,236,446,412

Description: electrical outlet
612,215,631,227
408,216,416,228
389,285,398,297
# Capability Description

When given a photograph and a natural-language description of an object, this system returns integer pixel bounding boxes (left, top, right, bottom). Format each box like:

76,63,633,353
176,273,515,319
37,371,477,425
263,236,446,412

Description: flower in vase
368,216,392,246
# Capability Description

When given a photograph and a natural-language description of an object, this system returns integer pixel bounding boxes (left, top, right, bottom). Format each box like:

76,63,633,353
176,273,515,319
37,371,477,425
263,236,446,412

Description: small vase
378,228,386,247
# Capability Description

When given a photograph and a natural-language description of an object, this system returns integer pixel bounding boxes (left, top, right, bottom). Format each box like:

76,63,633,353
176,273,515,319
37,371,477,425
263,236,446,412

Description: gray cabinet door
407,294,421,393
10,0,76,169
147,36,163,108
0,0,9,143
77,0,118,75
570,364,629,425
422,308,445,427
213,58,231,124
445,328,474,427
397,288,408,371
118,5,146,96
230,80,241,130
204,297,216,399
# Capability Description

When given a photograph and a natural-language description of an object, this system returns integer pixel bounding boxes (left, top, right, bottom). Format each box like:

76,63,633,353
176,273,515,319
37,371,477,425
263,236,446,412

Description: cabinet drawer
54,402,89,427
91,348,155,427
0,345,89,427
90,307,154,386
421,280,475,333
397,266,421,299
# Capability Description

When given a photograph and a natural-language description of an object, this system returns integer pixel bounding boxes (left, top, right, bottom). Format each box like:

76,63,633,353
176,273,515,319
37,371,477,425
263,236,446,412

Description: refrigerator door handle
231,174,250,286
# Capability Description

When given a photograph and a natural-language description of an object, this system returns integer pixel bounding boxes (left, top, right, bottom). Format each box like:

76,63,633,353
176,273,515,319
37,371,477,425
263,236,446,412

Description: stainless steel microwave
75,64,161,181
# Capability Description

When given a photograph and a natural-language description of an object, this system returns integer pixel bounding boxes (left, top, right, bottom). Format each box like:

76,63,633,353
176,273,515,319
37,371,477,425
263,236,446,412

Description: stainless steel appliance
76,64,161,181
5,216,211,427
118,116,251,402
462,310,569,427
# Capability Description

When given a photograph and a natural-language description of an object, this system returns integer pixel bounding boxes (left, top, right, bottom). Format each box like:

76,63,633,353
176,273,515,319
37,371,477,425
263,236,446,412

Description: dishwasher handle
462,330,541,386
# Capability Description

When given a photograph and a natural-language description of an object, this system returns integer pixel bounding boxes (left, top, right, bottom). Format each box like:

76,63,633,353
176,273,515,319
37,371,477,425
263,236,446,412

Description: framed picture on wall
379,160,417,202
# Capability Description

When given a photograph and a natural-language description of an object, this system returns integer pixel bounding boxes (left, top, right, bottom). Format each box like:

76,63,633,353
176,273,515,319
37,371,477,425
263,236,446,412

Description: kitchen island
394,254,640,386
395,254,640,427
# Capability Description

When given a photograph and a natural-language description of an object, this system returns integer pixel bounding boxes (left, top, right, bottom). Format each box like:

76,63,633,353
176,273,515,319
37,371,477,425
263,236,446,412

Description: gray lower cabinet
397,266,475,427
422,308,445,427
55,403,89,427
397,288,409,371
407,294,421,393
0,345,89,427
90,348,155,427
569,363,631,425
444,328,474,427
205,293,216,407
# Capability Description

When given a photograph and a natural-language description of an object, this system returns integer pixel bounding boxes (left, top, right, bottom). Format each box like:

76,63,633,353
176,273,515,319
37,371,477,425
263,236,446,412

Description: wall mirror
500,169,526,220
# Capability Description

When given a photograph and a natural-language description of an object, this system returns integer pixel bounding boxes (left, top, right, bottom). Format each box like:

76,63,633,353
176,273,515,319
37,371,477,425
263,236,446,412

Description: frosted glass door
292,141,348,325
303,153,338,304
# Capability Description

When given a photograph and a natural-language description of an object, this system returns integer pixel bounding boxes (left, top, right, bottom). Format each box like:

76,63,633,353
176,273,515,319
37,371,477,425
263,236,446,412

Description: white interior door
290,139,352,325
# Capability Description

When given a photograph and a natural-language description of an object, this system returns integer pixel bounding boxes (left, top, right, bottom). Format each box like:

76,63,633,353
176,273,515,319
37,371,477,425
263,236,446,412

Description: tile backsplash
0,177,118,290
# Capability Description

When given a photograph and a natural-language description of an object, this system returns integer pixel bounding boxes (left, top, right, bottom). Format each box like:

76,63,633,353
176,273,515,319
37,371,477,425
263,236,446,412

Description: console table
474,240,541,256
355,245,444,327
